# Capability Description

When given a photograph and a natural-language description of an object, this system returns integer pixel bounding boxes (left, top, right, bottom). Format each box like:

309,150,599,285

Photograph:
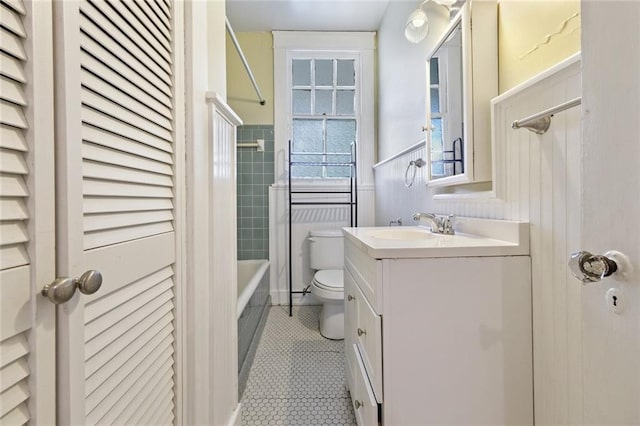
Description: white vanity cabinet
343,225,533,426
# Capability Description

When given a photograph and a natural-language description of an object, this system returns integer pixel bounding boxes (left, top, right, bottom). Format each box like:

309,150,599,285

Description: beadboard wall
373,54,583,424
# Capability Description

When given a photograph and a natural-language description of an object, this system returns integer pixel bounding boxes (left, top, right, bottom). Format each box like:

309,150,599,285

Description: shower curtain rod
226,17,266,106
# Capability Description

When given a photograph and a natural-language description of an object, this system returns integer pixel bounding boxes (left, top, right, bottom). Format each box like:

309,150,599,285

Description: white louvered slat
0,198,27,220
86,336,173,414
0,100,26,129
131,0,171,44
85,266,173,320
83,161,172,187
0,222,27,246
84,222,173,250
0,402,29,425
82,90,172,142
0,266,30,337
92,356,173,425
0,245,27,270
81,52,172,119
0,4,25,37
0,51,25,83
86,0,171,70
80,3,171,88
84,197,173,214
83,143,172,175
108,0,173,56
0,76,26,105
154,0,171,22
82,125,172,163
0,358,29,392
80,35,171,108
0,0,26,15
81,71,172,131
84,285,173,356
134,381,174,426
0,148,28,174
0,125,27,151
85,306,174,375
84,210,173,233
0,27,26,60
0,333,27,372
0,376,28,417
0,174,28,196
82,108,172,153
83,178,173,198
130,375,174,426
143,0,171,34
85,322,173,398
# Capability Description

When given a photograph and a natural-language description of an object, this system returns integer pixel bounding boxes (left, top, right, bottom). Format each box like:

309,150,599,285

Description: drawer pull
347,294,355,301
357,328,367,336
354,400,362,409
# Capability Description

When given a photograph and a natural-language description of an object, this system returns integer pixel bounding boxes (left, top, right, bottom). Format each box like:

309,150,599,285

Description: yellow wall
226,32,274,124
498,0,580,93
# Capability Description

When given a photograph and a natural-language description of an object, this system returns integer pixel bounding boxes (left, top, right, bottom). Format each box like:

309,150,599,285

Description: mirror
425,1,497,188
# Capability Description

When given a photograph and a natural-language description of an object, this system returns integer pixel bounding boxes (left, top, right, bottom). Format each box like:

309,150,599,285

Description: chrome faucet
412,212,455,235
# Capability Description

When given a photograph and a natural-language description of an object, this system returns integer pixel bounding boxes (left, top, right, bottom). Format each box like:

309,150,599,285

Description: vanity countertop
343,217,529,259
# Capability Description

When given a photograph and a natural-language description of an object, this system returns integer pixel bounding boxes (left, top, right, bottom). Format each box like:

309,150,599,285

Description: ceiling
225,0,398,32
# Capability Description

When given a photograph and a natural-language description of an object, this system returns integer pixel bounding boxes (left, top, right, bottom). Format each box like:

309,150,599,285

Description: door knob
41,270,103,304
568,251,618,283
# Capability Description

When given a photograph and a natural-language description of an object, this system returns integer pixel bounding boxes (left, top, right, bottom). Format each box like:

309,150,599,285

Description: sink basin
367,229,435,240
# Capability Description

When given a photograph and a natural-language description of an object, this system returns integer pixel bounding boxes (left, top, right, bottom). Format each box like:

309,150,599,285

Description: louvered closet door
0,0,56,425
54,1,178,424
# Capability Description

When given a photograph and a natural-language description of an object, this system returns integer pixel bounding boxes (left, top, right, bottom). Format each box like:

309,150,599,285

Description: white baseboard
228,403,242,426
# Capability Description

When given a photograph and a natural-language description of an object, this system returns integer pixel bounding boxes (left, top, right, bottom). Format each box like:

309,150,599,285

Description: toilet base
319,301,344,340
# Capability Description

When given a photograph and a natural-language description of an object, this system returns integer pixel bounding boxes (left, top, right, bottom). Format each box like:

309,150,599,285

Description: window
290,57,358,178
274,32,375,185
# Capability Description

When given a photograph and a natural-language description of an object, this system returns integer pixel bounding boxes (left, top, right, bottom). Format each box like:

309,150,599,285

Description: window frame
273,31,375,187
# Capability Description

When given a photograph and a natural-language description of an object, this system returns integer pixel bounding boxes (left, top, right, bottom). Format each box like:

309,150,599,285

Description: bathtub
237,259,270,398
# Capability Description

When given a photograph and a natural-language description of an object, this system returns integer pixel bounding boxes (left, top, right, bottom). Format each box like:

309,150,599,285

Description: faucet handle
412,212,421,221
442,214,455,234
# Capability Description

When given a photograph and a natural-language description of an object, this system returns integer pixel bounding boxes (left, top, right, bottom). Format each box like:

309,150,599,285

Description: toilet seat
312,269,344,292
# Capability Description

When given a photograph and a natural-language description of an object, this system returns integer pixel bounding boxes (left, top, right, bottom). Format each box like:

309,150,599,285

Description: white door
54,1,180,424
580,2,640,424
0,0,56,424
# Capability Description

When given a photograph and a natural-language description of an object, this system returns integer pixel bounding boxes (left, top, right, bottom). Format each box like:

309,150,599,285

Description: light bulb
412,18,427,28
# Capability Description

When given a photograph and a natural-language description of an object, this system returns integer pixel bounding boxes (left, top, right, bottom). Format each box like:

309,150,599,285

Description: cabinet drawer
345,268,383,402
345,240,381,312
346,343,378,426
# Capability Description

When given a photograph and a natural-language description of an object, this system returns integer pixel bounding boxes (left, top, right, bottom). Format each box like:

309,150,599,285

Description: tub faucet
412,212,455,235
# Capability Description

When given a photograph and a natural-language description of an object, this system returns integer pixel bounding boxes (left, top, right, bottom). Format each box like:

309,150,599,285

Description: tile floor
241,305,357,426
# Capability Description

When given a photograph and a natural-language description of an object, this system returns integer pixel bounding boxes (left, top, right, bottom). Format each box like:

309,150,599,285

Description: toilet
308,229,344,340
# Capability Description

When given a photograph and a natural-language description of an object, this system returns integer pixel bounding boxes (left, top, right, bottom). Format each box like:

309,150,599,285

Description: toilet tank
309,229,344,270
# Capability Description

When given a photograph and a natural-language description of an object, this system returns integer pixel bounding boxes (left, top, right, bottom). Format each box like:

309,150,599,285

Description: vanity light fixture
405,0,457,44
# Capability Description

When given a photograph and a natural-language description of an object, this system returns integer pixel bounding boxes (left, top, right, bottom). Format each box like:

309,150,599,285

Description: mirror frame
425,1,497,188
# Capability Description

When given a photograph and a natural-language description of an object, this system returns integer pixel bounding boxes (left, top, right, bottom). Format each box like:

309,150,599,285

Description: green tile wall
237,125,274,260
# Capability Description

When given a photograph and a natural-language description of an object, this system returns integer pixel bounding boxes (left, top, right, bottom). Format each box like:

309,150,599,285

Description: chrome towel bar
512,96,581,135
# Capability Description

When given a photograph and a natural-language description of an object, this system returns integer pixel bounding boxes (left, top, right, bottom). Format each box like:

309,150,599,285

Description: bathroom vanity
343,219,533,426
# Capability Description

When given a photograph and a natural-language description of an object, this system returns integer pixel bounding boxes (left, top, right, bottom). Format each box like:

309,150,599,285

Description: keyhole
612,295,618,307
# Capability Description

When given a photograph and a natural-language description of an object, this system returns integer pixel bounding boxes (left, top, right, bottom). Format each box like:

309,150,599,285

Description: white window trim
273,31,376,187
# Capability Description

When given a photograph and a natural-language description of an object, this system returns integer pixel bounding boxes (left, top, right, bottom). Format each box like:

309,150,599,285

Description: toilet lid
313,269,344,290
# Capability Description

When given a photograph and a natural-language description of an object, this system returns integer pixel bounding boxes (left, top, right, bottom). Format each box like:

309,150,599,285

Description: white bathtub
237,259,270,319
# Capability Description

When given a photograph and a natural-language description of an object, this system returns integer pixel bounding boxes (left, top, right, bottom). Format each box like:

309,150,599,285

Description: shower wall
237,125,275,260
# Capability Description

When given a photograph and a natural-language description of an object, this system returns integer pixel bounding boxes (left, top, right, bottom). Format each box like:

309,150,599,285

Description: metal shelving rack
287,139,358,316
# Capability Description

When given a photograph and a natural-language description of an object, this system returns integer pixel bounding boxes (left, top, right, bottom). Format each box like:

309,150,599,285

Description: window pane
292,119,323,153
430,88,440,113
293,90,311,114
337,60,355,86
336,90,355,115
326,119,356,153
315,59,333,86
292,59,311,86
430,58,439,83
291,154,323,178
314,90,333,115
326,153,352,177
